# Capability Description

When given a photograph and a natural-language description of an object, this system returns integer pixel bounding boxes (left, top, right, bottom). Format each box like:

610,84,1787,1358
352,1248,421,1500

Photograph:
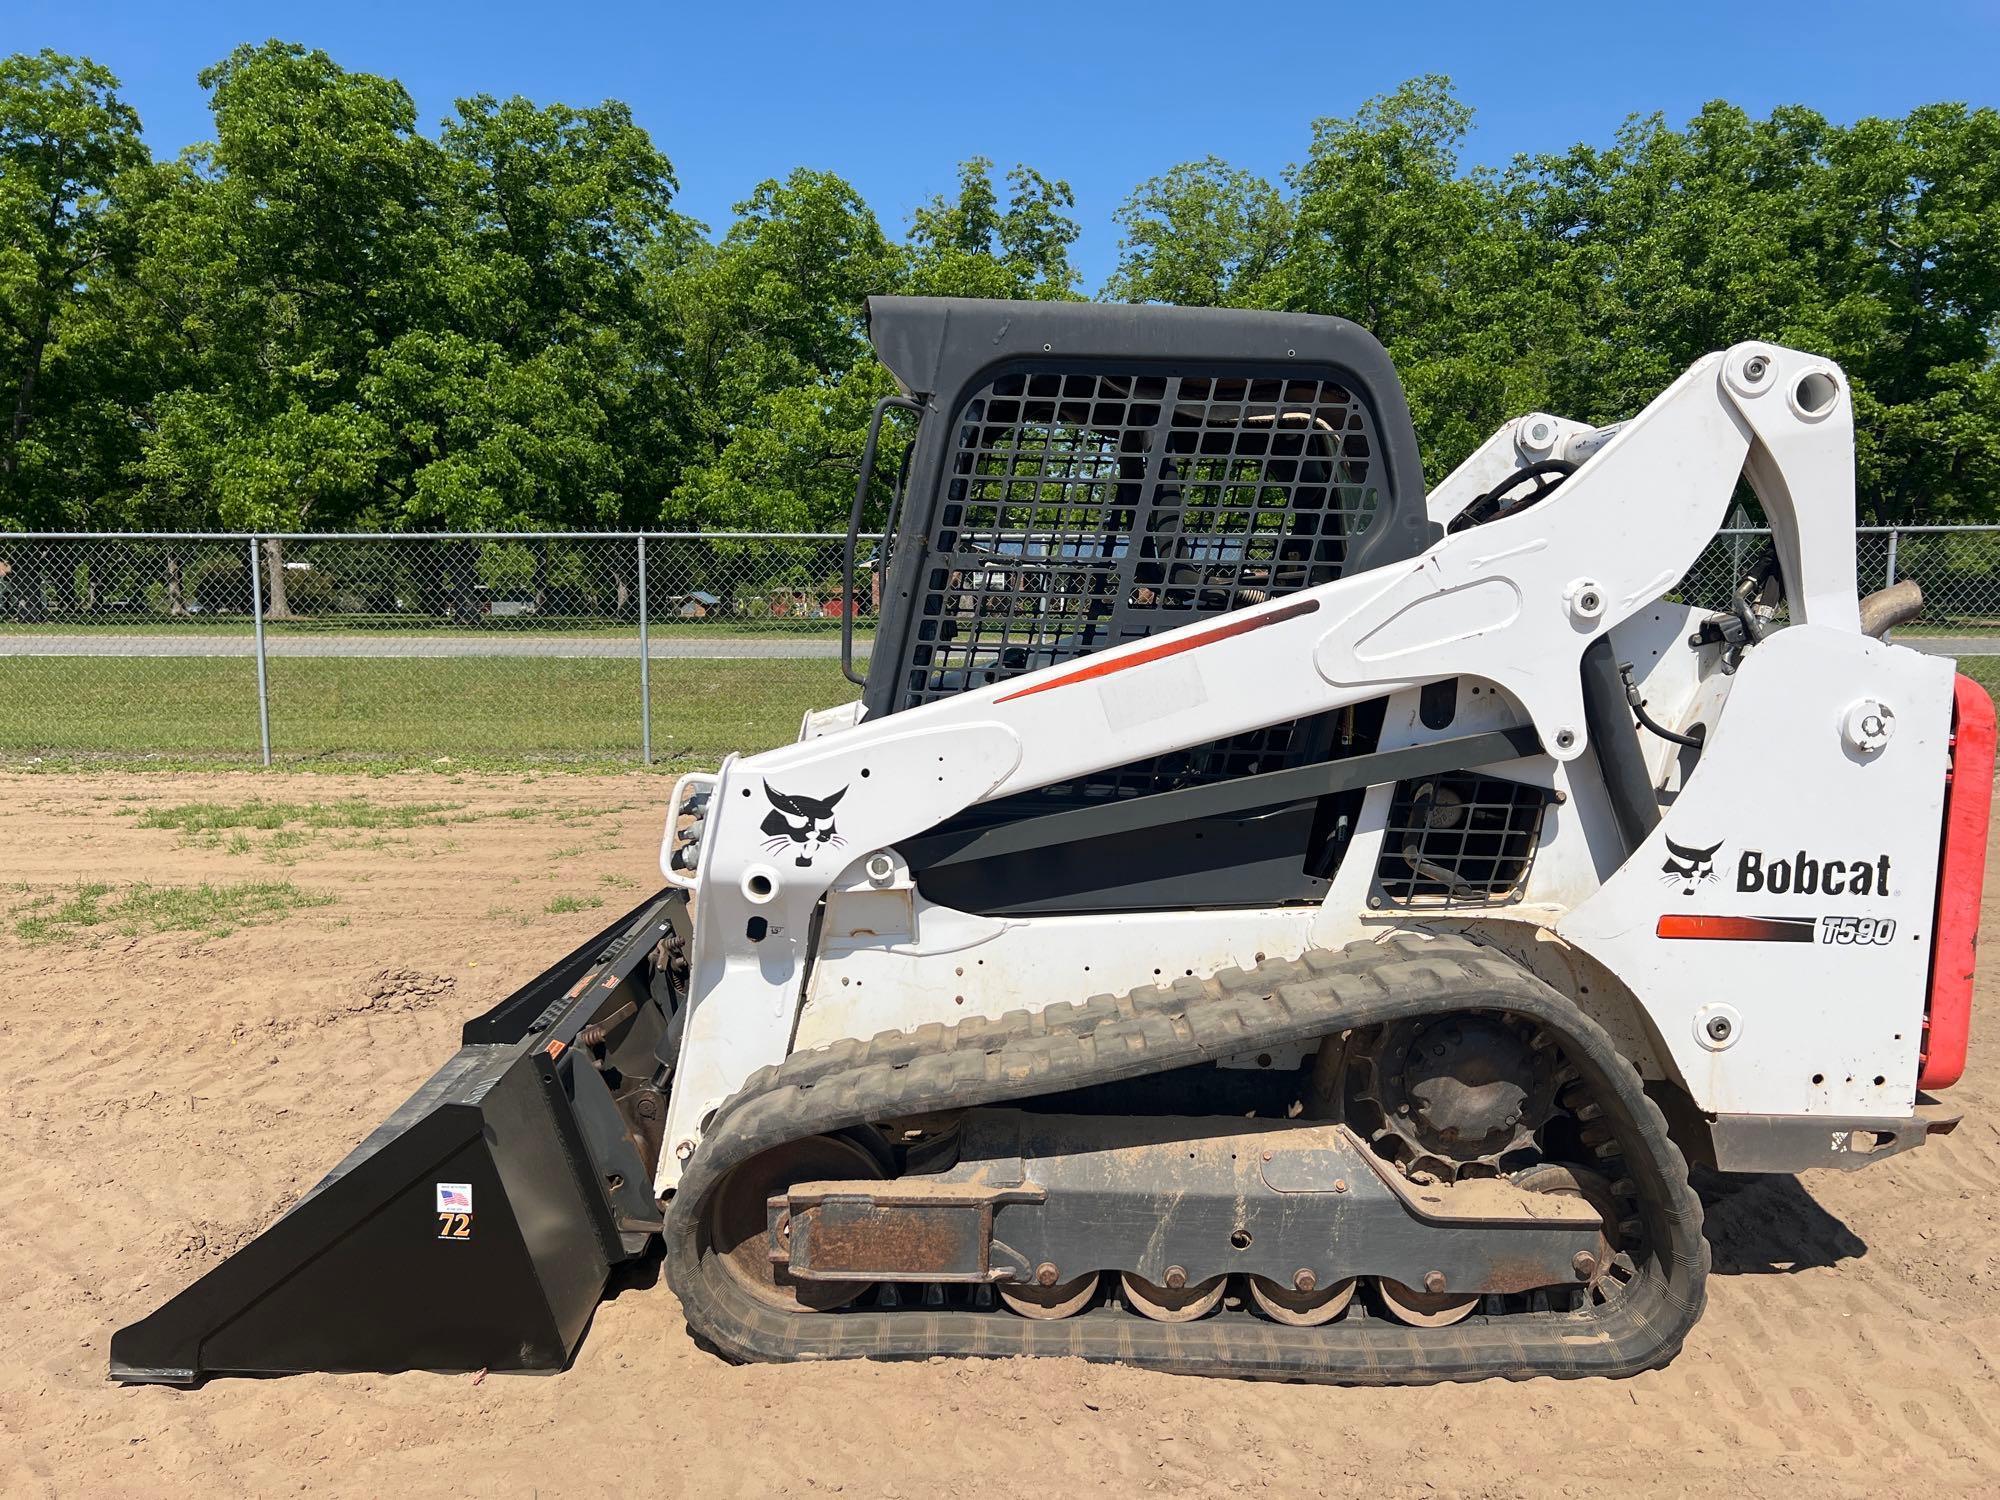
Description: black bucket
110,891,687,1384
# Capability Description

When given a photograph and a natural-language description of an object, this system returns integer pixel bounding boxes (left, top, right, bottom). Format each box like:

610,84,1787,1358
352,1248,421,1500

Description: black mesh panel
901,366,1384,800
1375,773,1551,907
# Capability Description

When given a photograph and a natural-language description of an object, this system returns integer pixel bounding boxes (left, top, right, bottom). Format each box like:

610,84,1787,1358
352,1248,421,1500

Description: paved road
0,630,1991,660
0,632,868,660
1891,635,2000,656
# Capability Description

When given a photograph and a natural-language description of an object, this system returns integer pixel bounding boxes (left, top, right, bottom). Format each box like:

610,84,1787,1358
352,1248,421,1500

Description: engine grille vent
1374,772,1551,907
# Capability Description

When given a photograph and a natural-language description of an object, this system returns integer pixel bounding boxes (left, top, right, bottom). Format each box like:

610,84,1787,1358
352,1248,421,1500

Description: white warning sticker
435,1182,473,1214
1097,652,1205,734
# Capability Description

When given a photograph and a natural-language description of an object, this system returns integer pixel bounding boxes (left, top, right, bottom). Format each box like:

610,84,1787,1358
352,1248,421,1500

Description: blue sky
13,1,2000,288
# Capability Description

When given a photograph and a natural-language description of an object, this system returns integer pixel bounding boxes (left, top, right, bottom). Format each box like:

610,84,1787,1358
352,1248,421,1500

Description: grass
136,797,467,832
11,878,333,943
544,892,605,915
1960,656,2000,697
6,643,1990,775
0,655,858,770
125,794,626,863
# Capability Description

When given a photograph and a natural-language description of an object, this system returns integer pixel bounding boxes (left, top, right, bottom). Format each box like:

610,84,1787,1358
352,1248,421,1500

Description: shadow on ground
1694,1167,1868,1274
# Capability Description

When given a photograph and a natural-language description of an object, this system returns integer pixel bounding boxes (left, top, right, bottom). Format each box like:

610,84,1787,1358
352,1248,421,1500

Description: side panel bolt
1573,1251,1600,1280
674,1139,695,1162
1164,1265,1189,1290
1423,1270,1448,1294
1293,1269,1318,1293
1035,1262,1059,1287
1332,1179,1349,1194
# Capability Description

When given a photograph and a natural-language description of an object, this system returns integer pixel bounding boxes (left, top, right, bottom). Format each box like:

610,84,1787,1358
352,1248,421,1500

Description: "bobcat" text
1737,849,1891,896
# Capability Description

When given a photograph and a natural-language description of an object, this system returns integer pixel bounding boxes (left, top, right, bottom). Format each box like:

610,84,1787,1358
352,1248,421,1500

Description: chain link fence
2,527,1995,767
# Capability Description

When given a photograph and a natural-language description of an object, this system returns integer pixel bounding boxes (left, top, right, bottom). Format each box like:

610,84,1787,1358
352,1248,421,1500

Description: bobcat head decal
761,782,847,867
1660,835,1724,896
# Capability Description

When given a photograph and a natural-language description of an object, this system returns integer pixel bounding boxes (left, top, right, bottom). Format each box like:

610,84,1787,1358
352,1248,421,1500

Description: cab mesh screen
898,367,1383,798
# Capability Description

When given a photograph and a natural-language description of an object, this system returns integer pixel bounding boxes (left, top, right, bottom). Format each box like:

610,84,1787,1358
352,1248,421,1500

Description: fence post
248,535,272,767
1884,527,1899,589
637,534,652,766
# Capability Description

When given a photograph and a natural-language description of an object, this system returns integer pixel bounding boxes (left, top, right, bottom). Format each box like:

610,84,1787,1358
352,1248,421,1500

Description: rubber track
663,934,1709,1382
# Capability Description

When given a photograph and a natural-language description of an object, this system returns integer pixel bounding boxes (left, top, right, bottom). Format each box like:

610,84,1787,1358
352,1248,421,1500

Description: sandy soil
4,770,1998,1499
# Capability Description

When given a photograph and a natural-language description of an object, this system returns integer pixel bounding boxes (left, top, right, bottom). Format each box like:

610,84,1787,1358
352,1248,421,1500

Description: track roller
1121,1272,1226,1322
1247,1275,1357,1326
999,1272,1100,1320
1376,1277,1480,1328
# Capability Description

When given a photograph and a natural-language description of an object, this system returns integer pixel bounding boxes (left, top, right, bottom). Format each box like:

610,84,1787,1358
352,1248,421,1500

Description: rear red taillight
1919,673,1996,1091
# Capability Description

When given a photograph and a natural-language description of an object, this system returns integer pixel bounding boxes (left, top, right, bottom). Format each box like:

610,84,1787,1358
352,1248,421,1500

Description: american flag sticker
435,1182,473,1214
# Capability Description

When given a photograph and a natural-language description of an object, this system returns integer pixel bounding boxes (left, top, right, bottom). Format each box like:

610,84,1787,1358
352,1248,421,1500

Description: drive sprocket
1346,1013,1560,1181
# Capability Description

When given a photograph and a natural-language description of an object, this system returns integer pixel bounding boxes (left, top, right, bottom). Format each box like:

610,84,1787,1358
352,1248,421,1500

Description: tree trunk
1,307,51,483
261,538,291,618
165,548,186,615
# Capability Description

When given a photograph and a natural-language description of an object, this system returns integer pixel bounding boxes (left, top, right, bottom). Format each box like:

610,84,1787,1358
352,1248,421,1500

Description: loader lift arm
659,333,1862,1181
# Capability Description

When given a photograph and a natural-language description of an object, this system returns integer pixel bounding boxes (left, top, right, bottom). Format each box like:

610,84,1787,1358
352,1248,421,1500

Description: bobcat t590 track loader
113,296,1993,1385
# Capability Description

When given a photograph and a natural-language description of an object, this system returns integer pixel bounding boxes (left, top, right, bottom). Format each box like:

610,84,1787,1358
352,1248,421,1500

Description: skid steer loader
113,296,1992,1386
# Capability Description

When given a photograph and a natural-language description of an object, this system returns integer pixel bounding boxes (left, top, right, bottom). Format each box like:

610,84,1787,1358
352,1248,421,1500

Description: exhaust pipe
1860,579,1923,639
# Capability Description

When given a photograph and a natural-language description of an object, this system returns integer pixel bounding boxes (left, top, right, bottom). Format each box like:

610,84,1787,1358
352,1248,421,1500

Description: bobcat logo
760,782,847,867
1660,836,1724,896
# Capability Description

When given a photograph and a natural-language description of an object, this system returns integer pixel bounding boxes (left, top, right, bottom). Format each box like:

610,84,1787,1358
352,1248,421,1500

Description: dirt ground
4,771,1998,1499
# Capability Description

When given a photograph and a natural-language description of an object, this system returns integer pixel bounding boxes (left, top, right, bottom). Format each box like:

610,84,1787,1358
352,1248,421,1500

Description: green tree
1274,77,1493,343
667,360,900,532
906,157,1081,300
366,92,687,543
124,43,446,610
1507,99,2000,520
442,94,677,346
660,170,901,530
6,45,1998,547
0,50,147,521
1818,104,2000,521
1270,78,1538,477
1104,157,1289,307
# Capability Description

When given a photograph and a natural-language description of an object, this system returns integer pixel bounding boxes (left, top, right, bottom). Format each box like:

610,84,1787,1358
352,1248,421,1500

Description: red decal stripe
1656,914,1816,942
1920,673,1995,1090
994,598,1321,705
